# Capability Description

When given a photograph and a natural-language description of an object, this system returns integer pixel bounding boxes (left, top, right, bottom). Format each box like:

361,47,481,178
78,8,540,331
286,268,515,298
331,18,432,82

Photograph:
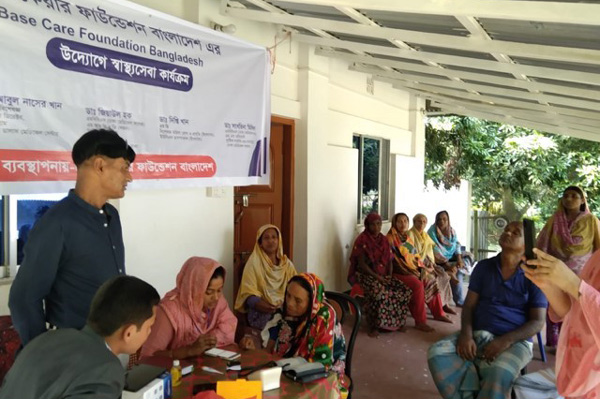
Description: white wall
1,0,432,313
118,187,234,299
0,286,8,315
394,154,472,248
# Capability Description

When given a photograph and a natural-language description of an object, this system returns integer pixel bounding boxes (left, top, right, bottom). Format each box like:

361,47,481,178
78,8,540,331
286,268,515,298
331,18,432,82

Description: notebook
204,347,241,360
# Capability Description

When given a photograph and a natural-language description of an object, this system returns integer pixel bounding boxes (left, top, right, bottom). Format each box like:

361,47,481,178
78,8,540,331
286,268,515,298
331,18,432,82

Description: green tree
425,116,600,222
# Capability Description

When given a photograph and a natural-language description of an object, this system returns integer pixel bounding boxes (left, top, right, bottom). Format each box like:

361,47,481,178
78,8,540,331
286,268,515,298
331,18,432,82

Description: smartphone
523,218,537,268
193,383,217,395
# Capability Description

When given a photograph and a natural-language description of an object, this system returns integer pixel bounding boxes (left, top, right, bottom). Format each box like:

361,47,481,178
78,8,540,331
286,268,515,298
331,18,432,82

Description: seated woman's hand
239,336,256,351
192,334,217,355
255,298,277,314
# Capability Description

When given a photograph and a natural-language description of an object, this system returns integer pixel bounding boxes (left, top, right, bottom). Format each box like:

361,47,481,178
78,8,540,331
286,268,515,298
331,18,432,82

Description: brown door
233,117,295,300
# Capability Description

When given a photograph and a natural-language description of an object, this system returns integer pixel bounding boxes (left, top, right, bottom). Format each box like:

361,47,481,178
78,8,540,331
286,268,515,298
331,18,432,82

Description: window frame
1,193,66,279
353,134,391,224
1,195,8,278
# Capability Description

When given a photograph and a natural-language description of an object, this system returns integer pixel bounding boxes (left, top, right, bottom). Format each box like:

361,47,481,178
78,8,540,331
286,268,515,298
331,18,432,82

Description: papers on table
204,348,241,360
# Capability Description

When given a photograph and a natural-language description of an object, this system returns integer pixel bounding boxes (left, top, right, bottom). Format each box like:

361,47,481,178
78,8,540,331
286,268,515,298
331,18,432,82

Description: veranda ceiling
220,0,600,141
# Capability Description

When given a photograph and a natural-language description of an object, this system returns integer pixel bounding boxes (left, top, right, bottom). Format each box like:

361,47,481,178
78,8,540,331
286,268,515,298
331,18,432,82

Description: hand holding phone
523,219,537,268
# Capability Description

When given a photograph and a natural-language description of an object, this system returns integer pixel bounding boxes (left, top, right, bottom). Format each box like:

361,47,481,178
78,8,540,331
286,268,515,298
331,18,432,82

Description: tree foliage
425,116,600,222
362,137,380,195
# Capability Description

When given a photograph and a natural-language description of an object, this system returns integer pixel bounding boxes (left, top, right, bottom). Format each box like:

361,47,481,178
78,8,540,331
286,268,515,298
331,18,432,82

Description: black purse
276,357,329,383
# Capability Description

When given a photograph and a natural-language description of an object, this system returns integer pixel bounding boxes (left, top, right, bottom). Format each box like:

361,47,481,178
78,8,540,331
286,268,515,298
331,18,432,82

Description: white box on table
122,378,164,399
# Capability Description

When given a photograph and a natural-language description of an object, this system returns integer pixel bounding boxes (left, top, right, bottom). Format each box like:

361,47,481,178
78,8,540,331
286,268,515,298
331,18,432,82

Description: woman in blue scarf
428,211,465,306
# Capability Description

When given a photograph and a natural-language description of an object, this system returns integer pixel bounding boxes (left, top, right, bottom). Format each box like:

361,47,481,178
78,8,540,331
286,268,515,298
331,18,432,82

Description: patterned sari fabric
408,226,436,265
271,273,339,371
348,214,412,331
388,226,439,302
537,200,600,275
347,214,392,285
357,273,411,331
537,198,600,347
410,227,453,306
428,224,462,264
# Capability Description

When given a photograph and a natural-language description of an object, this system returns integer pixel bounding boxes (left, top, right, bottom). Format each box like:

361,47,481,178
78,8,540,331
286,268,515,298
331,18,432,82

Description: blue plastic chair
536,331,547,362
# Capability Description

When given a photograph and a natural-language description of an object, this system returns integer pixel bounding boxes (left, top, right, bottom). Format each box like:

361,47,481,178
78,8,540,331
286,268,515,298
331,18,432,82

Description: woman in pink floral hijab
140,257,237,359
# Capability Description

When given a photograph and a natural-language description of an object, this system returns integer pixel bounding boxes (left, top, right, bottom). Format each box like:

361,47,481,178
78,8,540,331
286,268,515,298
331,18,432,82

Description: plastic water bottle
171,359,182,387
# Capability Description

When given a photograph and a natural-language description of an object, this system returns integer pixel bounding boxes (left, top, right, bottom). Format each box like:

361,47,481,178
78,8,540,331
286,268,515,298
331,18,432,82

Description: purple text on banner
46,37,193,92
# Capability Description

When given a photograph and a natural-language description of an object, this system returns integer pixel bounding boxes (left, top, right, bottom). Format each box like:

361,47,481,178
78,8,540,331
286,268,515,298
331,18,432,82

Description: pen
202,366,224,375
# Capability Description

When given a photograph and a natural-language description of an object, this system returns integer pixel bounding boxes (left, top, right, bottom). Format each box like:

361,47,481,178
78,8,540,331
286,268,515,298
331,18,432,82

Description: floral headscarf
273,273,336,369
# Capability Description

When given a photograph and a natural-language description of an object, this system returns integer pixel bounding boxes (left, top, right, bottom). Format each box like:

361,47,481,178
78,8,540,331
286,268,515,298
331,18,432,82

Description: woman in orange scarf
388,213,452,332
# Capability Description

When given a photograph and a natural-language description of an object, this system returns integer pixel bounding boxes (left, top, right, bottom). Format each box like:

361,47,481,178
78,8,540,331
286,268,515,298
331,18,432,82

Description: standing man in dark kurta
9,129,135,346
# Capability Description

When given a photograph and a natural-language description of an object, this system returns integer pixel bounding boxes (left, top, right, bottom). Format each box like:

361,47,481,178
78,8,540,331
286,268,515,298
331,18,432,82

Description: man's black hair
87,275,160,337
72,129,136,167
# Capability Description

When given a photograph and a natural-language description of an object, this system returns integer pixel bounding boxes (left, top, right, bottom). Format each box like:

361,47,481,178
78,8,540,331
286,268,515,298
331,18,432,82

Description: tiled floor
348,308,554,399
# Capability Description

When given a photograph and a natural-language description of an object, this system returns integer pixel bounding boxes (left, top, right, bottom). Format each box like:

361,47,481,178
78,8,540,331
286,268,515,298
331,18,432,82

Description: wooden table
165,348,341,399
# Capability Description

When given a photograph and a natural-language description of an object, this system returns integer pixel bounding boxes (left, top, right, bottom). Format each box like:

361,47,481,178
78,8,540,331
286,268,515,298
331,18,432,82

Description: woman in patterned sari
536,186,600,349
387,213,452,332
409,213,456,315
260,273,348,389
348,212,412,337
428,211,466,307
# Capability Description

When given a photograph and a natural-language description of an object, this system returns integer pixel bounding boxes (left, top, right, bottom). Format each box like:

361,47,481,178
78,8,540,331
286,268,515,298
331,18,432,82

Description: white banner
0,0,271,193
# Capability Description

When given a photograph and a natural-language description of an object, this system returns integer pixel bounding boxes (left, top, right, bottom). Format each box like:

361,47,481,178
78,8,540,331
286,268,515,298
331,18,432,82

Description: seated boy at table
0,275,160,399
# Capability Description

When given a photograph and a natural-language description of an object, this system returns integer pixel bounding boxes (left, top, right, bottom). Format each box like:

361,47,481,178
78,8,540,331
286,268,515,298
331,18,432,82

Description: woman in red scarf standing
348,213,412,337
